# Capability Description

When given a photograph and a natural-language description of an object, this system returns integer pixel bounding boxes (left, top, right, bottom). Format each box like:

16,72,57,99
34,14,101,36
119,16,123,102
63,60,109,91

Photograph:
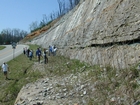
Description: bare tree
27,0,81,33
29,21,39,32
74,0,80,6
57,0,63,16
69,0,73,10
42,14,48,24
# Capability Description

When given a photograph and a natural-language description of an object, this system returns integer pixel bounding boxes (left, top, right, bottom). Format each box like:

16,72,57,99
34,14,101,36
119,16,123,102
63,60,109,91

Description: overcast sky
0,0,60,32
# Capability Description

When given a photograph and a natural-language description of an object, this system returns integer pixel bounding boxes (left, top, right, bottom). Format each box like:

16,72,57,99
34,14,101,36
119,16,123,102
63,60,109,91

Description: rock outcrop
15,73,94,105
14,57,140,105
15,0,140,104
29,0,140,69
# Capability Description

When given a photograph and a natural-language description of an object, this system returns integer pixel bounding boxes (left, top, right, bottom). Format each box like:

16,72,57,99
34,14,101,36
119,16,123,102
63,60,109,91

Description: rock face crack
27,0,140,69
89,37,140,48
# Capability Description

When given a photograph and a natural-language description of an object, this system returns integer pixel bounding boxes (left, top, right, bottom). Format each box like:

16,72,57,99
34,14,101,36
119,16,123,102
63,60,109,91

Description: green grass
0,44,43,105
0,46,6,50
0,44,139,105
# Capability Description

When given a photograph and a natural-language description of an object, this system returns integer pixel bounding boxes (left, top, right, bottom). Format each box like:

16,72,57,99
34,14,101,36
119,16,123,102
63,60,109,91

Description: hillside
22,18,61,43
26,0,140,69
15,54,140,105
16,0,140,104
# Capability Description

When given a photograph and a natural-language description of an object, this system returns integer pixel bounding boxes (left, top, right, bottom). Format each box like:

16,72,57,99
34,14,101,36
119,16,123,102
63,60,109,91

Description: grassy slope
0,44,43,105
0,44,139,105
0,46,6,50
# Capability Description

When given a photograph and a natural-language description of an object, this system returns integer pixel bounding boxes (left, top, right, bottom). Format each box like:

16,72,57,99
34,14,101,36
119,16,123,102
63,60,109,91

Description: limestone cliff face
30,0,140,69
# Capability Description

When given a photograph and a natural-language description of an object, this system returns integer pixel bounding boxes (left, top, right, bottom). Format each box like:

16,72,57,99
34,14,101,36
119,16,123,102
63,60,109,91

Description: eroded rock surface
15,67,94,105
28,0,140,69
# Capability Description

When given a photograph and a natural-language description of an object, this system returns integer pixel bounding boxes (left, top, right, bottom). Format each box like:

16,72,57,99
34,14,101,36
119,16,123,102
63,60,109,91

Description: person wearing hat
1,62,9,80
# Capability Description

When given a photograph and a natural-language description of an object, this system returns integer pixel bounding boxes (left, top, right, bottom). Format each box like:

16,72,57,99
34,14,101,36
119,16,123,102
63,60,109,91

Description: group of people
23,45,57,64
23,47,34,60
35,47,48,64
1,45,57,80
49,45,57,56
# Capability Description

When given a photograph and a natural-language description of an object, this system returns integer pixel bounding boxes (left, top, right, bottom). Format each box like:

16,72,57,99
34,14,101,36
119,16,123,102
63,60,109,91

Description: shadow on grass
23,63,34,74
6,78,19,82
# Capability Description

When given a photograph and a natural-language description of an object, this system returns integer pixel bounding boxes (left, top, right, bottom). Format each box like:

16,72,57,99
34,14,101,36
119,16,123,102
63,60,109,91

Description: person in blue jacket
36,48,42,63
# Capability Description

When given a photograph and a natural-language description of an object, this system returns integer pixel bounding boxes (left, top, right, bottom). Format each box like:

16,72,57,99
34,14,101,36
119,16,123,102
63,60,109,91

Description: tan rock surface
28,0,140,69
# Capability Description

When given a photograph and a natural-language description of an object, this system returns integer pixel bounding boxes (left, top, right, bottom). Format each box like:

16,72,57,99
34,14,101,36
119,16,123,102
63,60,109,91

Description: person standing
29,49,33,60
51,45,54,56
43,49,48,64
1,62,9,80
27,48,30,57
23,48,26,55
53,46,57,56
48,46,52,56
36,48,42,63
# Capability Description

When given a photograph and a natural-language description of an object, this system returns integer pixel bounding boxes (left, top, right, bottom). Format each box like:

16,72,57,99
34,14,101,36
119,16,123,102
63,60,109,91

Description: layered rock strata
29,0,140,69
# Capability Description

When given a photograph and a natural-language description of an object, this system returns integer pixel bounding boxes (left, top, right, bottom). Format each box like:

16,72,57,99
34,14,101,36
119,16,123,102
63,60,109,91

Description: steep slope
29,0,140,69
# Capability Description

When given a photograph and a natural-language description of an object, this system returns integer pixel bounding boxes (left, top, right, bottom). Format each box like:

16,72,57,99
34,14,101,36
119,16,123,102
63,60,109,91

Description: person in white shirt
1,62,9,80
53,46,57,56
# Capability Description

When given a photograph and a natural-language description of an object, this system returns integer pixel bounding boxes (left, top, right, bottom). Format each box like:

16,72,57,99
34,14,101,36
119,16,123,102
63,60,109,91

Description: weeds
0,44,43,105
0,46,5,50
0,44,139,105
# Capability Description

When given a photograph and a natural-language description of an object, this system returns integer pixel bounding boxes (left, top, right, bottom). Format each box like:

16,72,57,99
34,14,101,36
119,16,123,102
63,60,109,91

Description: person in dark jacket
36,48,42,63
43,49,48,64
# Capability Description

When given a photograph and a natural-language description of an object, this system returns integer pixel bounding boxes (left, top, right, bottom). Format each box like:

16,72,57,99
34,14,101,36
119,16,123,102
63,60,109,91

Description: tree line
0,29,27,45
0,0,80,45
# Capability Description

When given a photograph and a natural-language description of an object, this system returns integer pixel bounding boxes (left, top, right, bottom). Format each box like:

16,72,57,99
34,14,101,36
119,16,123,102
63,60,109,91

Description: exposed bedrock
29,0,140,69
